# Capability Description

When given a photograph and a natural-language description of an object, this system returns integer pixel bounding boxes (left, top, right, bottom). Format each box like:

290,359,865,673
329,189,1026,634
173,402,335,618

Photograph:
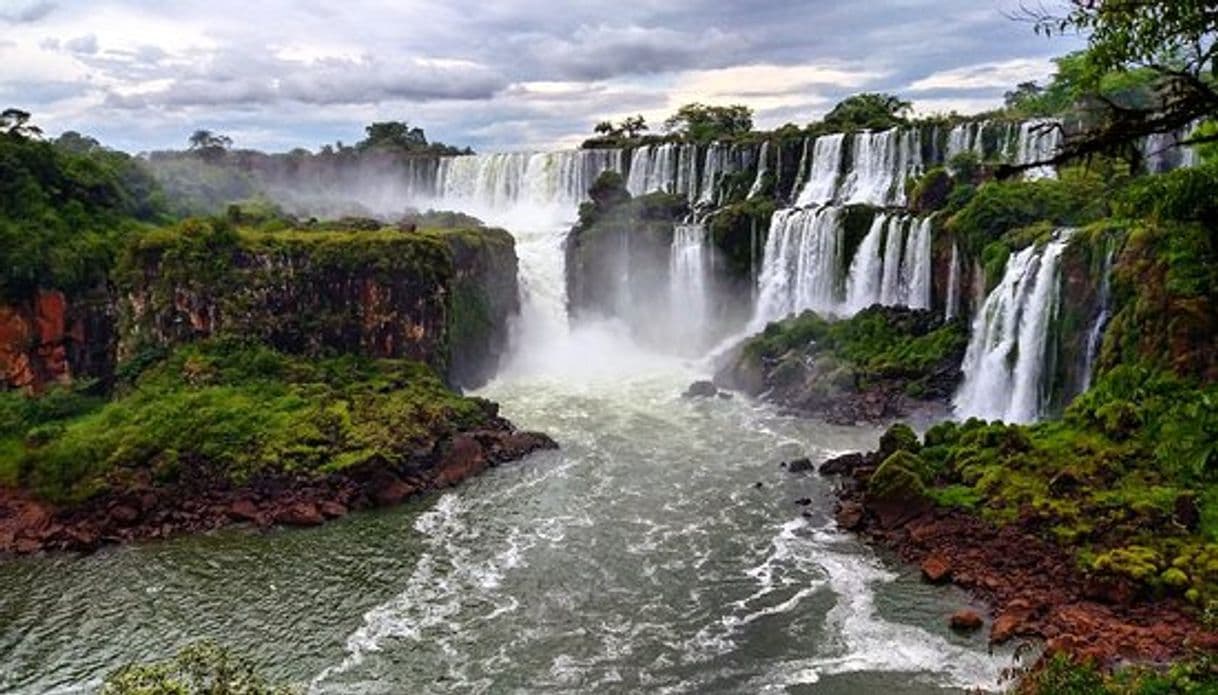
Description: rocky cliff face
0,225,520,393
0,288,113,393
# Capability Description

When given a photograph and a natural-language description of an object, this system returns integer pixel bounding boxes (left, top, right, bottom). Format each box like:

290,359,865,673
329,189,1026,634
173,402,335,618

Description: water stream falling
953,233,1073,423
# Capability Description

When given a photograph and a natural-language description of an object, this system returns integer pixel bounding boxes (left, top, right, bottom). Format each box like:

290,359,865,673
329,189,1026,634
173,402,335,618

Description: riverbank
817,443,1218,676
0,340,555,556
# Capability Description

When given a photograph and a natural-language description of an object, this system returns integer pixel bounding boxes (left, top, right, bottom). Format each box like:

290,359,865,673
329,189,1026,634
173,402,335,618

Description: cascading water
842,214,933,314
752,206,843,324
1015,119,1062,181
748,141,771,199
794,134,845,207
953,232,1073,423
945,243,961,321
669,223,712,348
839,128,922,206
1081,244,1116,392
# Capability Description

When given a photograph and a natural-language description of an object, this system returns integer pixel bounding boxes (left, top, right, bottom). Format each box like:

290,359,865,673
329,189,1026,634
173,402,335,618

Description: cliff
0,221,520,394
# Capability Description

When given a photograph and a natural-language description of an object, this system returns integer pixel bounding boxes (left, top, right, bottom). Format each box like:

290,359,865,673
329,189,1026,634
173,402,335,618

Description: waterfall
842,213,933,313
669,223,711,347
946,122,987,162
1016,119,1062,181
788,138,812,201
843,215,887,313
954,232,1072,423
752,206,843,324
1080,245,1116,392
748,141,771,199
839,128,922,206
699,143,727,205
794,134,845,207
945,243,961,321
437,149,625,209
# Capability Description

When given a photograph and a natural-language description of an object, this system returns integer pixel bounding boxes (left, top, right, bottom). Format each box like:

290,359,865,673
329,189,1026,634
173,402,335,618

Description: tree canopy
821,93,912,131
355,121,472,155
662,103,754,142
1011,1,1218,173
1,108,42,139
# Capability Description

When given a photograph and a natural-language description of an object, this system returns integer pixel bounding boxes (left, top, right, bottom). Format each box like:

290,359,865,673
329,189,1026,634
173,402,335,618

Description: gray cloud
64,34,98,55
520,25,747,80
5,0,1085,151
0,0,56,22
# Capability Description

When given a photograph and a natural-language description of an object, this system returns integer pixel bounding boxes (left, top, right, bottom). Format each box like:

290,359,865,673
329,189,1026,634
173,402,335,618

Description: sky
0,0,1085,153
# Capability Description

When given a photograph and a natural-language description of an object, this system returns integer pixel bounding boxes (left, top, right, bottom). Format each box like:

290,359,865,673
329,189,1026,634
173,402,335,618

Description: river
0,206,1012,693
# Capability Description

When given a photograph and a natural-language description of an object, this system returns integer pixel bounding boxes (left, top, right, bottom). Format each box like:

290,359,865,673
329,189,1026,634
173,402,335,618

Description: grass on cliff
743,307,967,394
880,364,1218,609
1018,652,1218,694
0,340,491,503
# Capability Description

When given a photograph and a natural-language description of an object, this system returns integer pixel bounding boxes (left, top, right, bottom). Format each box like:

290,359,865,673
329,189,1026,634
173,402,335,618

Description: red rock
920,552,952,583
228,499,261,523
275,502,324,527
990,613,1020,643
835,502,864,530
14,537,41,554
374,479,415,506
436,435,488,487
950,609,984,632
318,500,348,519
109,504,140,525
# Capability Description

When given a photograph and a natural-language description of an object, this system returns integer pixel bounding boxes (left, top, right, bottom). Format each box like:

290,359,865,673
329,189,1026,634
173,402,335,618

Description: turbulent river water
0,208,1013,694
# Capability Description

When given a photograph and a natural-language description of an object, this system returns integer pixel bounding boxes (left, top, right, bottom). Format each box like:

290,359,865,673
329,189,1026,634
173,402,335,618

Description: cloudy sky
0,0,1083,153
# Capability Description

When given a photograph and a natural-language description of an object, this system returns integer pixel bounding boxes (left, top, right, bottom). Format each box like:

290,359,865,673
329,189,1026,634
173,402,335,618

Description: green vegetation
0,124,166,300
741,307,967,397
821,93,912,132
662,103,754,143
0,339,491,503
1018,652,1218,695
101,642,296,695
879,363,1218,605
356,120,472,155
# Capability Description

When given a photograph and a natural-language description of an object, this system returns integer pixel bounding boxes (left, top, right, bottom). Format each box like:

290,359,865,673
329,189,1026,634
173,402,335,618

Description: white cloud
906,57,1055,92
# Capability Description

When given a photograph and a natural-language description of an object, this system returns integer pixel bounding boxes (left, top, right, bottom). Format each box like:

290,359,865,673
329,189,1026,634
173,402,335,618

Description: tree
822,93,912,130
662,103,753,142
358,121,428,151
1,108,43,138
1009,1,1218,174
620,114,648,138
187,129,232,151
590,115,649,140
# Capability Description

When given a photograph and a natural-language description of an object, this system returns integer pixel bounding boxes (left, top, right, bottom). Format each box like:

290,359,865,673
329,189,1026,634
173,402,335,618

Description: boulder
949,610,984,632
109,504,140,526
374,479,416,507
921,552,952,583
228,499,261,523
835,502,864,530
818,452,865,476
785,457,815,473
276,502,324,527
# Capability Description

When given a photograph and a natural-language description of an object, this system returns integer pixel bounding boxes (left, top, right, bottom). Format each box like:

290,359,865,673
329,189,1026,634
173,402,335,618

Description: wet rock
785,457,815,473
228,499,261,523
950,610,984,632
374,479,416,507
818,452,865,476
276,502,324,527
990,611,1027,644
683,380,718,398
717,392,733,400
920,552,952,583
794,497,812,507
835,502,864,530
753,482,764,489
318,500,348,519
